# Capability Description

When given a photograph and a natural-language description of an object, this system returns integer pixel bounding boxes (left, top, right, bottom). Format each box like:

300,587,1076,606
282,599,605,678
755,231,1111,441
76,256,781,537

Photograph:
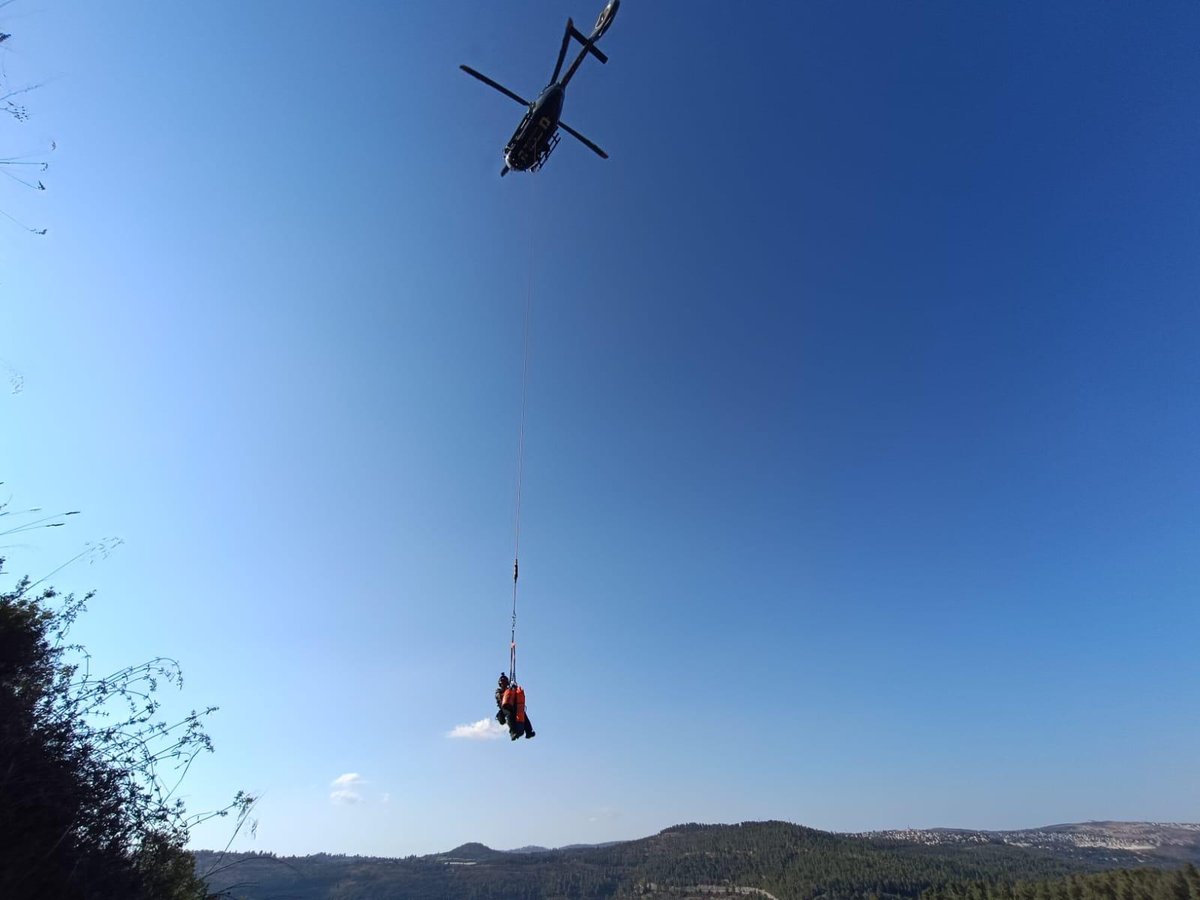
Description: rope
509,181,536,685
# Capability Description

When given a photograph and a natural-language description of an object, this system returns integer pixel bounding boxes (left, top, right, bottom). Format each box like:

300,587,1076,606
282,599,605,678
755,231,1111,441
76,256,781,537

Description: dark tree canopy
0,558,247,900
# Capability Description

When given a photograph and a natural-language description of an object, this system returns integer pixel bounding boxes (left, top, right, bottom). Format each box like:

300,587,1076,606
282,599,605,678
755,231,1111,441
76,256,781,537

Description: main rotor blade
559,121,608,159
459,65,529,107
551,20,573,84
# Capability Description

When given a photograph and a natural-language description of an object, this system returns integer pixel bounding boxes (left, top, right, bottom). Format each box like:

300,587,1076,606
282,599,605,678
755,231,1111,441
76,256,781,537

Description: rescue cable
509,195,535,686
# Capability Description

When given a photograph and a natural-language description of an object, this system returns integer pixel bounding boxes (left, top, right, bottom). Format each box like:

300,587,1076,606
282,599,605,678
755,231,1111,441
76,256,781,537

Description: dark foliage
0,557,249,899
922,864,1200,900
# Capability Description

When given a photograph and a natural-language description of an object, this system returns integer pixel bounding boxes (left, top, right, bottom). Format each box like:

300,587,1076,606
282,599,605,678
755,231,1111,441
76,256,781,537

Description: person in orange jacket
495,673,511,723
497,677,535,741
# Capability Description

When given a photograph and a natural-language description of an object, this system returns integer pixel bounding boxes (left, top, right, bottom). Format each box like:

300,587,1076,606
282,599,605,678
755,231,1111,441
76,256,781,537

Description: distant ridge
196,820,1200,900
860,821,1200,865
437,842,503,862
506,841,621,853
557,841,621,851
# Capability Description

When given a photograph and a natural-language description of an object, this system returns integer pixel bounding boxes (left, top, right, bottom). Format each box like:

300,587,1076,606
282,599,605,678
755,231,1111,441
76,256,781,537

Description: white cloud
330,773,366,804
447,718,506,740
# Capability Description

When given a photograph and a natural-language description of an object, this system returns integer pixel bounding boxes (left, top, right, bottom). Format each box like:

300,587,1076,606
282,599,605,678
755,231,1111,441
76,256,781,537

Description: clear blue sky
3,0,1198,857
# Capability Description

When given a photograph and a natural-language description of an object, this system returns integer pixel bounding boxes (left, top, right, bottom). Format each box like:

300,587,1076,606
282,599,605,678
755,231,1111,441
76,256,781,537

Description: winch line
509,187,536,685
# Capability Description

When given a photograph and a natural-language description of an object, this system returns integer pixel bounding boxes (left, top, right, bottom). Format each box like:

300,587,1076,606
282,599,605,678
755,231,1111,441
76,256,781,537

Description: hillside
867,822,1200,866
195,821,1200,900
192,825,1200,900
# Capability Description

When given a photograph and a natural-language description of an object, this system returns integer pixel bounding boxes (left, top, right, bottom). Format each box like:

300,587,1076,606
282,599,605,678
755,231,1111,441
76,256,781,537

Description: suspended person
494,673,520,731
499,679,535,740
495,673,511,726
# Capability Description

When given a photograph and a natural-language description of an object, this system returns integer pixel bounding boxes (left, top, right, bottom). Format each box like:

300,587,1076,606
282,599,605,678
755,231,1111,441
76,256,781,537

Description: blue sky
3,0,1198,857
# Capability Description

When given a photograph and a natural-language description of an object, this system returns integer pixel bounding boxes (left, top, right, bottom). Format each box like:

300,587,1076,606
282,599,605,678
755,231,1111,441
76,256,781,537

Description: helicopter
460,0,619,177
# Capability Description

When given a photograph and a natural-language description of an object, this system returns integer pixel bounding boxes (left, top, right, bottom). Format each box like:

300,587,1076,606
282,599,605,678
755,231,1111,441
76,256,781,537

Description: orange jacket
501,686,527,722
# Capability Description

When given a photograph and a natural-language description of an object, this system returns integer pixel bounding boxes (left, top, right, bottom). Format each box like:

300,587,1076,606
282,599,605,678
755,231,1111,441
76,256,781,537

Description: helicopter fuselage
462,0,616,175
504,84,565,173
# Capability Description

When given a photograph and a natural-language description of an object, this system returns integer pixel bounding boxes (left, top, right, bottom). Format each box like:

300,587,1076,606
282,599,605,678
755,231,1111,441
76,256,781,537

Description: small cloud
330,773,366,805
447,718,506,741
588,806,620,823
381,792,391,804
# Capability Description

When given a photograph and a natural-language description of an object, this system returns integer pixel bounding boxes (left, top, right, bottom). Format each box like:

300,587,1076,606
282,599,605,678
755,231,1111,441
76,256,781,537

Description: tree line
922,866,1200,900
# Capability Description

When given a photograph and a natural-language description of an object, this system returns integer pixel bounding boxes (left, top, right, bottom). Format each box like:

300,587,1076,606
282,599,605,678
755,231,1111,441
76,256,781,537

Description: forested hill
866,823,1200,866
195,820,1200,900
